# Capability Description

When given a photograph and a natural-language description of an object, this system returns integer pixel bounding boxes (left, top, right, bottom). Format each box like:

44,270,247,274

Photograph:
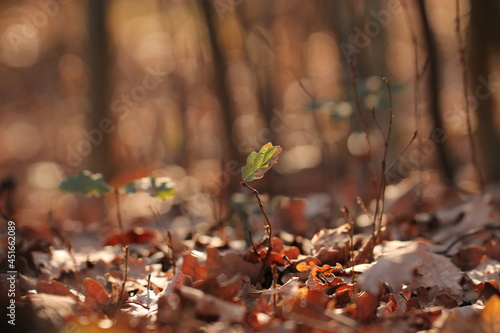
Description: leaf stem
241,181,273,271
114,186,125,247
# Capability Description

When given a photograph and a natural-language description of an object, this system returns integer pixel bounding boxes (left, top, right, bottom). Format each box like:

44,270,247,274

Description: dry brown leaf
439,310,483,333
359,241,427,294
32,249,77,279
359,241,463,298
467,260,500,285
481,295,500,333
310,224,351,253
434,196,496,244
413,252,463,297
83,277,111,312
348,291,379,322
28,293,77,329
179,286,246,322
181,251,209,281
193,274,242,301
36,280,76,299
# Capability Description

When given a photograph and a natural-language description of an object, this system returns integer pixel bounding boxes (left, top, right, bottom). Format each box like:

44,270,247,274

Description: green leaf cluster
123,175,176,200
58,170,111,197
58,172,176,200
241,142,282,182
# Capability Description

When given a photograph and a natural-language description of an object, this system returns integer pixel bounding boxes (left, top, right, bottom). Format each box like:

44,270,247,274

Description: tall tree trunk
87,0,113,178
200,0,241,192
469,0,500,183
416,0,456,186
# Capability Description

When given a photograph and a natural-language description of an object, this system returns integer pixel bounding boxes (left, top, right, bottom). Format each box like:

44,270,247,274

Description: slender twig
241,181,273,274
114,186,125,247
385,130,418,174
147,274,151,303
341,205,356,287
356,196,374,226
354,197,376,264
66,242,82,293
248,230,265,264
167,231,176,275
456,0,484,193
349,60,376,186
119,245,130,308
372,78,394,240
401,0,424,208
272,264,278,307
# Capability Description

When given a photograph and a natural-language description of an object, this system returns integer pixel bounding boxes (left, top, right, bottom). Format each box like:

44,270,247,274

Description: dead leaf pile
2,194,500,333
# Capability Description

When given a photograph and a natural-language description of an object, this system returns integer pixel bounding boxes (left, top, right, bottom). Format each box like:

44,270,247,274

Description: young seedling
58,170,176,305
58,171,176,245
59,170,177,199
240,142,282,271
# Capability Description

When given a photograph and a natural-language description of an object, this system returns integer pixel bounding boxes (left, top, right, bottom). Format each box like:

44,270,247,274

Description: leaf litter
3,188,500,332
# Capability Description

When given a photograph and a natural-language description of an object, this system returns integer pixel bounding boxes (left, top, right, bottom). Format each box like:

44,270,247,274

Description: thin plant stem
341,205,356,287
385,130,418,175
248,230,265,264
356,197,374,226
147,274,151,303
167,231,176,275
456,0,484,193
119,245,129,309
241,181,273,273
114,186,125,247
372,78,394,241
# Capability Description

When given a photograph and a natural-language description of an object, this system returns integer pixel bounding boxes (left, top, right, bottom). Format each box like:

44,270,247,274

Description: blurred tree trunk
233,7,276,141
469,0,500,183
200,0,241,192
415,0,456,186
87,0,114,179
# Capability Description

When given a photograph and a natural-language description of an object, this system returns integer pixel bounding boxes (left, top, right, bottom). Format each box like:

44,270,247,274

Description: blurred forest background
1,0,500,239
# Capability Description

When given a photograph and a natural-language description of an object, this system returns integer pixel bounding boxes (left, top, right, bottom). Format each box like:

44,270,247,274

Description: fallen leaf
481,295,500,333
36,280,77,299
28,293,77,329
83,278,111,313
358,241,427,294
467,260,500,285
179,286,246,322
359,241,463,298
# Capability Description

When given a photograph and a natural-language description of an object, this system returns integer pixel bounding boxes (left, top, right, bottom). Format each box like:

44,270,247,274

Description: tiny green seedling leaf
241,142,282,182
58,170,111,197
123,175,176,200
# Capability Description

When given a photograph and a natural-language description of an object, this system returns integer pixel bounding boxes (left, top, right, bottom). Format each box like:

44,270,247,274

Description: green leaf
58,170,111,197
123,175,176,200
241,142,282,182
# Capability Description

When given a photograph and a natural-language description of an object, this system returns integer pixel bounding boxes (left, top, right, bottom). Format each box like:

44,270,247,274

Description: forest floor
1,174,500,333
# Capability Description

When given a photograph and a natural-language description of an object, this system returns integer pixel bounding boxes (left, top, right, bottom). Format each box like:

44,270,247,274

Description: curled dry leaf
359,241,462,297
